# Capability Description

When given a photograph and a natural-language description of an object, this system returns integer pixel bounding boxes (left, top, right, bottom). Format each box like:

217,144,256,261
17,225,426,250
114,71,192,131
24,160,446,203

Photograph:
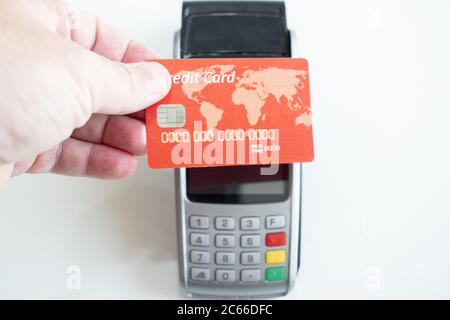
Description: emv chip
157,104,186,128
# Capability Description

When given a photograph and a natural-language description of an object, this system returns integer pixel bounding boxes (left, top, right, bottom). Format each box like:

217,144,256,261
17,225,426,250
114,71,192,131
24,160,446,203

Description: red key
266,232,286,247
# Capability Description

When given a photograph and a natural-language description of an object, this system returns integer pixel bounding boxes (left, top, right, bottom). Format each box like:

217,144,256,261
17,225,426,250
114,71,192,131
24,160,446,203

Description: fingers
53,138,137,179
88,20,159,63
56,2,159,62
53,2,171,115
120,41,160,63
72,114,147,156
12,158,36,177
81,55,171,115
13,146,60,177
49,138,137,179
128,110,146,122
0,163,13,188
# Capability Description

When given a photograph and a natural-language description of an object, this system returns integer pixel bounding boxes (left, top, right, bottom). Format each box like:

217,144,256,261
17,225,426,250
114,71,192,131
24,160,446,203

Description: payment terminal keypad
187,213,289,285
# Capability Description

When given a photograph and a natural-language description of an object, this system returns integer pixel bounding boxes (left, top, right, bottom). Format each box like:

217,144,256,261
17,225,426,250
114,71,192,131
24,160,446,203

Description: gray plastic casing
173,28,302,299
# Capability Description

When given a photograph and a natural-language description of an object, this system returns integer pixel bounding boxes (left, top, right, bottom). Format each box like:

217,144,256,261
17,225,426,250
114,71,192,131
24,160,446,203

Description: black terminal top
181,1,291,58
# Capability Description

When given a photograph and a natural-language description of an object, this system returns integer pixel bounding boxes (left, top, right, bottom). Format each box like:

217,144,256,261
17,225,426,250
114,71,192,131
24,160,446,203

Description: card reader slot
181,1,290,58
182,52,290,58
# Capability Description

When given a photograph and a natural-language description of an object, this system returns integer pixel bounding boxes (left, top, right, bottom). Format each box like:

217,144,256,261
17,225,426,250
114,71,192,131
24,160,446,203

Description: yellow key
265,250,286,264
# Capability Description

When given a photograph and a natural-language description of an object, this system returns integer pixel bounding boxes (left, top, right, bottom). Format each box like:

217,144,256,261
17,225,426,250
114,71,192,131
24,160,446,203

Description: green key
265,267,285,282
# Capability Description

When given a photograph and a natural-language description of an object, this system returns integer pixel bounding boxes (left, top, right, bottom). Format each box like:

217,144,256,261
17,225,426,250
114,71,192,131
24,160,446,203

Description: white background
1,0,449,299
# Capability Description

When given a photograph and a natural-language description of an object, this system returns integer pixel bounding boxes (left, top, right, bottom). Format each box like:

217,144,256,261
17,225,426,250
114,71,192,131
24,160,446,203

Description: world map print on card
146,58,314,169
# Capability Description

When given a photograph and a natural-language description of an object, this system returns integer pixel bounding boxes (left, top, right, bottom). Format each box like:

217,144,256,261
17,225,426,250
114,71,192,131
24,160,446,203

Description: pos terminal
174,1,302,298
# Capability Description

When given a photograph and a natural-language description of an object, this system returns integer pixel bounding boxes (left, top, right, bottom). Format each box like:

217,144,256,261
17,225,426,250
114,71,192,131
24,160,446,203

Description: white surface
1,0,449,299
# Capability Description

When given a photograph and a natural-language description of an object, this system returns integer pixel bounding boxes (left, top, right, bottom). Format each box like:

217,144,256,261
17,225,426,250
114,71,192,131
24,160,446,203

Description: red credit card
146,58,314,168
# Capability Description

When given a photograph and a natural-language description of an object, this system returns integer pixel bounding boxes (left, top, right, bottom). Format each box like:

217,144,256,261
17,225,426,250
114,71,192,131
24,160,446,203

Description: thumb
83,58,172,115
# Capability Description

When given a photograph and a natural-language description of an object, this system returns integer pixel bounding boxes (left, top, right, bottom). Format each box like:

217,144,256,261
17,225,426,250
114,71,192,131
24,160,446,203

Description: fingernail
141,124,147,147
132,62,172,105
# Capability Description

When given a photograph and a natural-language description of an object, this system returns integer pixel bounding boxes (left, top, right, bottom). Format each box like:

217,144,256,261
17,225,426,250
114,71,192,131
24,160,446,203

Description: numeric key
215,234,235,248
241,252,261,265
216,269,235,283
216,252,235,265
215,217,235,230
241,234,260,248
240,217,260,230
189,216,209,229
190,233,209,247
190,250,210,264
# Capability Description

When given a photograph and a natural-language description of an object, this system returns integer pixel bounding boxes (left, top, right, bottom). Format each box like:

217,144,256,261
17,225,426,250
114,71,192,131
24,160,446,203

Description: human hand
0,0,171,182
